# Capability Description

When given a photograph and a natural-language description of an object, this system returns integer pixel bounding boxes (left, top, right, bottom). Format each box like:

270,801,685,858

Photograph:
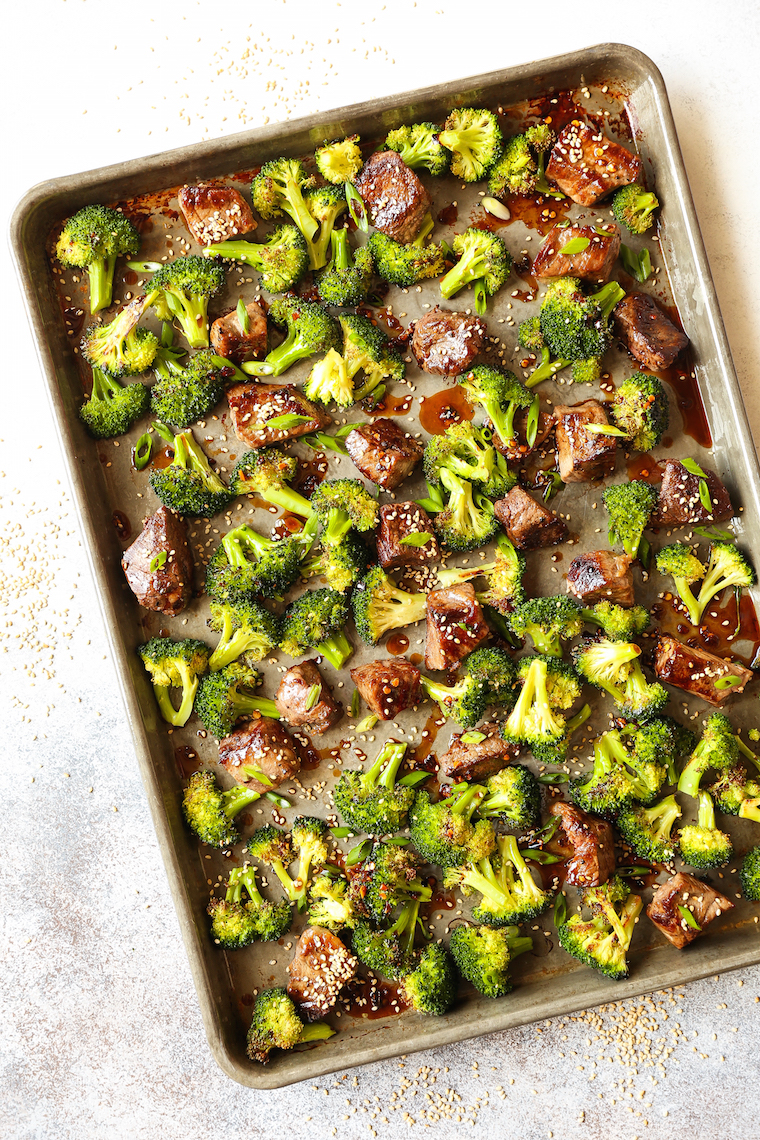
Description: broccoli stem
222,527,273,568
566,704,592,736
268,858,300,902
439,248,487,300
283,175,319,242
170,290,210,349
735,736,760,772
174,432,228,493
259,484,315,519
220,786,262,817
697,791,716,830
330,228,351,271
460,861,510,911
297,1023,335,1044
261,330,306,376
420,676,464,715
505,659,540,736
591,282,626,321
672,576,703,626
324,508,353,547
317,632,353,670
377,743,408,790
226,865,264,904
678,752,709,799
450,782,487,821
505,929,534,959
525,348,570,388
91,368,122,402
88,253,117,314
413,213,435,246
154,684,183,727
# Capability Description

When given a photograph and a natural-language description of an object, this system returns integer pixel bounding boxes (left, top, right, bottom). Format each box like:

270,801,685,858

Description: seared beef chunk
555,399,617,483
550,802,615,888
439,724,517,785
491,409,554,463
647,872,734,949
287,926,358,1020
377,502,440,569
210,301,268,364
178,184,257,246
344,420,423,491
227,382,331,448
651,459,734,527
425,583,489,671
613,292,689,372
493,486,568,550
566,550,634,606
350,659,422,721
412,307,486,376
218,716,301,791
545,122,642,205
533,223,620,283
653,634,752,707
355,151,432,243
121,505,194,616
275,660,343,734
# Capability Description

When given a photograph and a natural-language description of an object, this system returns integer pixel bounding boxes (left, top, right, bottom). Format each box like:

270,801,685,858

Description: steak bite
218,716,301,791
355,150,432,243
550,801,615,888
652,634,753,707
545,121,643,206
566,550,635,606
647,871,734,949
210,300,268,364
533,223,621,284
425,583,489,671
493,486,568,550
121,505,194,616
344,420,423,491
178,184,257,246
377,502,440,569
613,292,690,372
411,307,486,376
651,459,734,527
350,659,422,721
491,409,554,463
226,382,331,448
554,399,618,483
439,723,517,785
275,660,343,734
287,926,358,1020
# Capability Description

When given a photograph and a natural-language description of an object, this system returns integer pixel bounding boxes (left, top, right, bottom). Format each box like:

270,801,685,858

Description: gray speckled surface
3,4,759,1138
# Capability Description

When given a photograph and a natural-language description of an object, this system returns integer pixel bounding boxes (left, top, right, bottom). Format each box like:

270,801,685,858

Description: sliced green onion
160,322,174,348
355,714,379,732
678,904,701,931
693,525,735,543
520,849,562,864
584,423,628,437
350,689,361,719
537,772,568,785
714,675,741,690
398,771,431,788
473,279,488,316
460,731,486,744
619,244,653,283
345,839,372,867
303,431,349,456
257,413,314,431
617,865,652,878
560,236,590,255
242,766,274,787
133,433,153,470
553,893,567,927
152,420,175,444
149,551,167,572
264,791,291,808
525,393,540,449
305,684,322,710
237,296,250,334
330,826,353,839
400,532,434,547
126,260,163,272
384,837,410,846
345,182,368,232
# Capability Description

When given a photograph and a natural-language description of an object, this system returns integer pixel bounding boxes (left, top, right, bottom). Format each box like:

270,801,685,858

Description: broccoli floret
340,312,405,399
147,256,225,349
208,864,292,948
400,943,457,1016
573,635,668,722
620,722,669,806
149,428,233,518
695,541,756,617
309,478,379,546
315,135,363,184
308,872,358,932
351,899,421,979
194,659,279,738
507,596,584,657
602,480,658,560
612,184,660,234
230,447,314,518
609,373,669,452
81,295,158,377
317,228,374,306
569,729,653,819
475,533,526,613
457,364,533,446
251,158,318,241
409,784,495,869
502,655,572,762
488,134,540,198
581,601,651,641
438,107,503,182
450,924,532,998
434,468,499,552
333,742,416,836
710,767,760,821
420,672,487,729
303,184,348,270
518,315,545,353
677,713,739,797
655,544,706,626
246,826,298,898
138,636,209,727
203,224,308,293
351,566,427,644
303,348,354,409
150,347,226,428
439,227,512,313
368,218,446,288
56,204,140,313
290,816,329,909
679,791,734,869
740,846,760,902
246,987,334,1063
539,278,625,362
616,794,682,863
557,876,642,980
79,367,149,439
246,297,341,378
301,531,368,594
571,357,602,385
464,646,518,706
182,769,262,848
423,420,506,488
385,123,450,175
350,841,433,923
478,765,541,830
206,524,311,604
280,588,352,668
444,833,552,926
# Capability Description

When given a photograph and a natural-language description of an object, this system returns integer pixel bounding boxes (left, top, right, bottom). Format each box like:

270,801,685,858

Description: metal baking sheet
10,42,760,1089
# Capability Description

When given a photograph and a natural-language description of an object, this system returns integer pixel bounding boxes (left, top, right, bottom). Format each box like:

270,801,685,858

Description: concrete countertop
2,3,758,1137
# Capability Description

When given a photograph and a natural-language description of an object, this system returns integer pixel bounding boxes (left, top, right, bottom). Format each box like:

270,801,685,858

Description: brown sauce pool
419,387,474,435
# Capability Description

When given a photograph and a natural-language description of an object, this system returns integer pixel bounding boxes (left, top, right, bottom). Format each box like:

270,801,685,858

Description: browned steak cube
555,399,617,483
226,382,331,448
425,583,489,671
350,659,422,721
344,420,423,491
613,292,690,372
275,660,343,734
218,716,301,787
533,223,620,284
652,634,752,706
439,723,517,785
377,503,440,569
493,486,568,550
178,184,257,246
412,307,486,376
121,505,194,616
287,927,358,1020
545,121,642,205
651,459,734,527
566,550,634,606
355,151,432,243
210,301,268,364
550,802,615,888
647,872,734,949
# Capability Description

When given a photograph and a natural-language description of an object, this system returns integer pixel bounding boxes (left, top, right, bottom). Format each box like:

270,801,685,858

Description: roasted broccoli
202,224,308,293
302,348,354,409
475,533,526,613
304,184,348,270
207,597,281,671
507,596,584,657
655,544,706,626
616,794,682,863
317,228,374,306
611,184,660,234
570,727,665,819
279,587,352,668
539,277,625,362
420,670,487,730
149,428,233,518
147,256,225,349
206,523,313,603
308,872,358,932
478,765,541,830
400,943,457,1016
182,769,261,848
423,420,511,491
557,876,642,980
710,767,760,822
444,833,552,926
501,655,576,762
309,478,379,546
573,635,668,722
609,372,669,452
340,311,406,399
677,713,739,797
300,531,368,594
457,364,533,446
409,784,495,869
368,216,446,288
194,659,279,738
433,468,499,552
56,204,140,313
230,447,313,517
695,541,756,617
245,297,341,378
246,825,300,901
246,987,334,1063
450,924,532,998
315,135,363,184
150,347,227,427
81,295,158,377
385,123,449,175
602,480,657,561
487,126,555,199
350,841,433,924
333,742,416,836
439,227,512,313
251,158,318,240
351,899,421,980
352,566,427,644
460,645,518,707
438,107,503,182
138,636,209,727
679,791,734,869
79,367,149,439
290,816,329,908
740,846,760,902
581,601,650,642
208,864,292,949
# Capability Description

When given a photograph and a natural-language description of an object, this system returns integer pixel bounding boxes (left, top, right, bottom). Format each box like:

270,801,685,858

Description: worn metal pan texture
10,43,760,1088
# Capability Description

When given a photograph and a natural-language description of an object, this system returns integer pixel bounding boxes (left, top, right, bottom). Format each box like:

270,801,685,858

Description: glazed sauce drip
343,977,408,1020
292,731,322,771
513,255,539,295
371,391,413,417
419,387,474,435
437,203,458,226
430,890,457,912
150,447,174,471
272,513,304,539
240,993,255,1007
411,712,445,766
482,191,571,237
386,633,410,656
626,454,666,484
291,457,327,497
652,591,760,667
174,746,199,778
62,306,86,335
123,269,138,286
112,510,131,542
409,652,423,666
650,349,711,448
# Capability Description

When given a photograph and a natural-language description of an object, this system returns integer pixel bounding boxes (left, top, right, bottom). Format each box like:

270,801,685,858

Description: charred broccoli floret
244,297,341,378
438,107,503,182
581,601,650,641
340,311,405,399
740,846,760,901
138,636,209,727
679,791,734,869
695,541,756,618
208,864,292,948
280,588,352,668
450,924,532,998
304,184,348,270
557,876,642,980
368,216,446,288
350,841,432,923
677,713,740,797
81,295,158,377
309,478,379,547
333,742,416,836
351,899,421,980
56,203,140,313
147,256,226,349
457,364,533,446
609,373,669,452
475,533,526,613
352,566,427,644
423,420,512,493
385,123,450,175
79,367,149,439
439,227,512,313
655,544,706,626
300,531,368,594
507,595,584,657
444,833,552,926
539,277,624,362
569,728,663,819
290,816,329,909
308,872,358,932
230,447,313,517
315,135,363,183
501,655,576,762
206,523,313,604
246,987,334,1063
202,224,309,293
612,184,660,234
194,659,279,738
150,347,227,428
251,158,318,240
207,597,281,671
710,767,760,822
409,784,495,869
616,794,682,863
573,635,668,721
182,769,261,848
400,943,457,1016
602,480,657,560
317,228,374,307
433,468,499,552
149,428,233,518
478,765,541,830
487,125,555,198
